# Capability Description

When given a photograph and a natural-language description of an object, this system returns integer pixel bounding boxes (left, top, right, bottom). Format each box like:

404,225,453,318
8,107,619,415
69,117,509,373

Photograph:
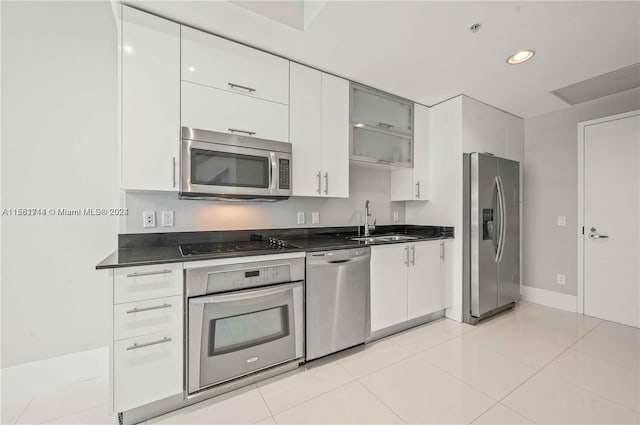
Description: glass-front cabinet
350,83,414,167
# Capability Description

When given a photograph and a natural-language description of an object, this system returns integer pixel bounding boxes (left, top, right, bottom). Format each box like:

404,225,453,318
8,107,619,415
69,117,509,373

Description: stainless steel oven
186,255,304,394
180,127,292,200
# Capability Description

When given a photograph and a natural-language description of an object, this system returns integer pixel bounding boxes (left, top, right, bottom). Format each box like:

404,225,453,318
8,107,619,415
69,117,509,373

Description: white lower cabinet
111,264,184,414
113,330,182,413
370,240,450,333
370,243,409,331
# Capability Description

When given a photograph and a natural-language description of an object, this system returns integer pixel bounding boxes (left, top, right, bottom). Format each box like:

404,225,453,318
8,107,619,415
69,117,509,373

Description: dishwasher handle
307,253,371,265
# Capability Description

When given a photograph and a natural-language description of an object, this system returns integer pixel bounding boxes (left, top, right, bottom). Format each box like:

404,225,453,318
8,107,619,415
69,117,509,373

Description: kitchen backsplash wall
124,165,406,233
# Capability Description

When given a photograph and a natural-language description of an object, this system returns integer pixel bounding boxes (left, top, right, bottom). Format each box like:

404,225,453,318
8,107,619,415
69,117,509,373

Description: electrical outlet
161,211,174,227
557,274,566,285
297,212,305,225
557,216,566,226
393,211,399,222
142,211,156,228
311,212,320,224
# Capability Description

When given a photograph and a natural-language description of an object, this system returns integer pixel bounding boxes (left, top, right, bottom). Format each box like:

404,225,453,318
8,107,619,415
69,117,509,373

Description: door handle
415,181,420,198
317,171,322,194
228,128,256,136
589,227,609,239
410,245,416,266
269,152,277,194
324,172,329,195
227,82,256,93
126,303,172,314
404,246,410,266
440,242,445,260
126,337,172,351
126,269,172,278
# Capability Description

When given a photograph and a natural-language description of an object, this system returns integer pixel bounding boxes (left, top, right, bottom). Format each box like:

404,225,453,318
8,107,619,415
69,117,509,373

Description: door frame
576,110,640,314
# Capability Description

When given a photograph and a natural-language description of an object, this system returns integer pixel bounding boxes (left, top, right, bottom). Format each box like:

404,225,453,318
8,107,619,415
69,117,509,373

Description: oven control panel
206,264,293,293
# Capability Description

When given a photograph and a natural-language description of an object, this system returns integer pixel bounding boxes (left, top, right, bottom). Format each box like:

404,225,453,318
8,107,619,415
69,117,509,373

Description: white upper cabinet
121,6,180,192
461,96,507,156
289,63,349,197
391,104,430,201
181,26,289,105
181,81,289,142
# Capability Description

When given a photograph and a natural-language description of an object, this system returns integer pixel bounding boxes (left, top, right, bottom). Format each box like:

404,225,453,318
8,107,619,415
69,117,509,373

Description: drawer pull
126,337,172,351
126,303,172,314
125,269,172,278
228,82,256,93
228,128,256,136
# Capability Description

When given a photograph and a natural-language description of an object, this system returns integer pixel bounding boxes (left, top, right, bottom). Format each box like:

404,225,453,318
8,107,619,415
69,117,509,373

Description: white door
320,73,350,198
370,244,408,332
407,241,443,320
583,112,640,328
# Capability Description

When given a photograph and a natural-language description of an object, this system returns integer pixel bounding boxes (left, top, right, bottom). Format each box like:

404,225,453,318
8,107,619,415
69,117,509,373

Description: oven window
191,149,270,188
208,306,290,356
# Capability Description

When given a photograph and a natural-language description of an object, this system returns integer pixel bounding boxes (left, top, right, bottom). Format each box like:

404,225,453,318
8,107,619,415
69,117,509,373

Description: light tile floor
3,302,639,424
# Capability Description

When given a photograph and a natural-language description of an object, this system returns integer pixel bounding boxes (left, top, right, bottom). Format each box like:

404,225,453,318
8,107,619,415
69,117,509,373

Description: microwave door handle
189,281,302,305
269,152,278,194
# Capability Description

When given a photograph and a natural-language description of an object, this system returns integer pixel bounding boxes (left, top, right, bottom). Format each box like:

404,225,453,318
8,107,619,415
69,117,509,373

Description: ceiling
127,1,640,118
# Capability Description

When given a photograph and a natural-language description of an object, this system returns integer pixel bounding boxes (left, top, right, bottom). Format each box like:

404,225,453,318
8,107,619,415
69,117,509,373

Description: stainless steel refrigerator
463,153,520,324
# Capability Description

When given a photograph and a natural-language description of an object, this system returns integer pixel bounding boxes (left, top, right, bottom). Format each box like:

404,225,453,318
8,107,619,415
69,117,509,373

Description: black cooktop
179,239,301,257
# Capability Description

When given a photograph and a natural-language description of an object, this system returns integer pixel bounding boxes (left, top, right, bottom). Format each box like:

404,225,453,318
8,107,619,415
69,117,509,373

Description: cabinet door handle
411,245,416,266
126,337,172,351
228,128,256,136
126,303,172,314
377,159,393,165
440,242,445,260
172,157,176,188
404,246,410,266
378,122,394,129
324,172,329,195
228,82,256,93
125,269,172,278
317,171,322,194
416,181,420,198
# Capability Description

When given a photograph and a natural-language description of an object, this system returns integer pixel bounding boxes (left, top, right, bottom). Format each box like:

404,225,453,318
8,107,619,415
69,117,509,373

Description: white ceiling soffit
230,1,327,31
127,1,640,118
550,63,640,105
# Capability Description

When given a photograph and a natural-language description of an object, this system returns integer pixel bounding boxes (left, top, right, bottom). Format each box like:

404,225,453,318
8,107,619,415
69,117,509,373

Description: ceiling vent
550,63,640,105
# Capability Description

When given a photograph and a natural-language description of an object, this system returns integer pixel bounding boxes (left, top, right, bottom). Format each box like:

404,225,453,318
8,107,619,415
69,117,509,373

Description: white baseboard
521,285,577,313
0,346,108,402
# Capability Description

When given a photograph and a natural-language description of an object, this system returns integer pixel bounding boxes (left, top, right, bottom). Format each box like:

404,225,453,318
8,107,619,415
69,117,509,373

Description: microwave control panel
279,159,290,190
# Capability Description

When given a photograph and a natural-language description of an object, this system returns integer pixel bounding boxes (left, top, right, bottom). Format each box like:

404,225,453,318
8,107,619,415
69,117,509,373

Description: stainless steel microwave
180,127,292,201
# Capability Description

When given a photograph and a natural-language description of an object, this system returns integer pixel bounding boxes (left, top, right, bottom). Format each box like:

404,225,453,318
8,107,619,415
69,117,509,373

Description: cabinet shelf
350,83,414,167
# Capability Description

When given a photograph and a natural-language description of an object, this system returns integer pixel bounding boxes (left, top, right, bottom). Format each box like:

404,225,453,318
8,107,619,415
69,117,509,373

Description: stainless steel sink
350,235,419,243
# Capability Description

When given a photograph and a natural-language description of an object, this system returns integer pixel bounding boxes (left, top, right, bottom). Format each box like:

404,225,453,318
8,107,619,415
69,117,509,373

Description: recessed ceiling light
507,49,535,65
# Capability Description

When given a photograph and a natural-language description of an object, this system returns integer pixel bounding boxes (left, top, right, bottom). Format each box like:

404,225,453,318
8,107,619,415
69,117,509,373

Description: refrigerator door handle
496,176,507,262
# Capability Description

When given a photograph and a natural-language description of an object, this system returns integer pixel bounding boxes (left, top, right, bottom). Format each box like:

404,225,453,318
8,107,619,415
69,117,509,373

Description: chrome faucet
364,200,376,237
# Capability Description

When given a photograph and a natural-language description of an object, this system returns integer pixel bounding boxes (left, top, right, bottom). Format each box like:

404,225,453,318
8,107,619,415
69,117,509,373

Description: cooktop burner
179,238,301,257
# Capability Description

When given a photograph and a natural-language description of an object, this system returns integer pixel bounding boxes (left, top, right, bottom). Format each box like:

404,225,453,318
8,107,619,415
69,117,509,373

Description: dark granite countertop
96,225,454,269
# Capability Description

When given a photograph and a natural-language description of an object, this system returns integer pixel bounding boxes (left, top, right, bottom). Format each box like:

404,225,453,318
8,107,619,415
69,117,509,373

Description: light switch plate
297,212,305,225
557,216,566,226
557,274,566,285
312,212,320,224
393,211,399,222
142,211,156,228
161,211,174,227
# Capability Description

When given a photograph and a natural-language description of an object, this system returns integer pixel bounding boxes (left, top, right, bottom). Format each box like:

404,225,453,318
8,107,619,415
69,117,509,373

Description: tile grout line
468,320,606,424
354,379,408,425
12,394,36,425
256,361,356,419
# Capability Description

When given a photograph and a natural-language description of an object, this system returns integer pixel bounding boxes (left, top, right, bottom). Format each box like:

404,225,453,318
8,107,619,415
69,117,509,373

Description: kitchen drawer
181,81,289,143
113,330,182,412
114,295,182,341
114,264,182,304
181,26,289,105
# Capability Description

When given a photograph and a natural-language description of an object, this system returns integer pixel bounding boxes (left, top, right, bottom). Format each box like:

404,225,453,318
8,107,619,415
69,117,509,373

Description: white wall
1,1,119,368
124,165,405,233
523,88,640,297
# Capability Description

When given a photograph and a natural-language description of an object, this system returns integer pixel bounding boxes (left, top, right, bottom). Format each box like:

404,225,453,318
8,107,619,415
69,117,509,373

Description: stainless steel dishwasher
305,247,371,361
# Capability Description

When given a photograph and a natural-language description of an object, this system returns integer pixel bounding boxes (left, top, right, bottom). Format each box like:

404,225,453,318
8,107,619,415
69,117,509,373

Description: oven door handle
189,281,302,305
